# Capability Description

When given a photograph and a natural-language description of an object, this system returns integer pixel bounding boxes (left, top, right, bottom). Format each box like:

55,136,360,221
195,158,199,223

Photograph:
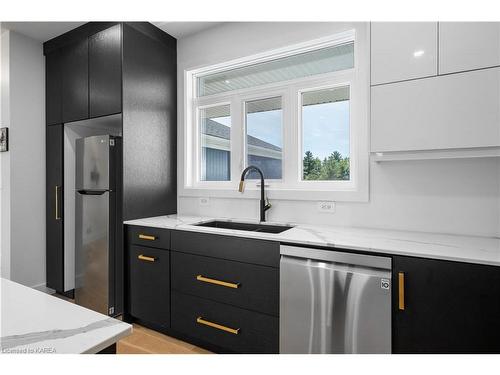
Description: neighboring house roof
204,119,282,152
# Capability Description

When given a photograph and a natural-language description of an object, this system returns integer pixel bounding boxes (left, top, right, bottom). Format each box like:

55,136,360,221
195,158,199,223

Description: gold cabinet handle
196,317,240,335
196,275,240,289
55,185,61,220
138,254,156,262
398,272,405,310
138,234,156,241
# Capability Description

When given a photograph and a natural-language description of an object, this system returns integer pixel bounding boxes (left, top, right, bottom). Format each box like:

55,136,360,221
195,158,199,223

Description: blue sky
212,100,350,160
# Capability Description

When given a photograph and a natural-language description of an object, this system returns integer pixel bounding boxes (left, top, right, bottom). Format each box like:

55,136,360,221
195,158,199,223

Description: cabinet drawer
171,230,279,268
129,245,170,327
128,225,170,249
171,252,278,316
171,292,278,354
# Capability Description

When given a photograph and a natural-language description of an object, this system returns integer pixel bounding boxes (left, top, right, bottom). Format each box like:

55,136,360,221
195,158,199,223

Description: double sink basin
195,220,293,234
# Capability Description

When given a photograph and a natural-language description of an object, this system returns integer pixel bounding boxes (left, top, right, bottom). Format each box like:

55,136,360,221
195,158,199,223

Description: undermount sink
194,220,293,234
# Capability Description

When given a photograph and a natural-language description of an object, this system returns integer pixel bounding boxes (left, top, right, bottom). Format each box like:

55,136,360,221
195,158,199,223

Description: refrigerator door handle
77,190,108,195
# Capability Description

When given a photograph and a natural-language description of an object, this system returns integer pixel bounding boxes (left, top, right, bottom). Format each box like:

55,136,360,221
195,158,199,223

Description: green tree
303,150,322,180
303,151,350,181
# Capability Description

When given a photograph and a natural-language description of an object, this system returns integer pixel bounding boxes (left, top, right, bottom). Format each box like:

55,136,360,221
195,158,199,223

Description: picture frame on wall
0,127,8,152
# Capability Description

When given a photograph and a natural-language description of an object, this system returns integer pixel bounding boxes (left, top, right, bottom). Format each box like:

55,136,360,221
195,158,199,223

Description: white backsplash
179,158,500,237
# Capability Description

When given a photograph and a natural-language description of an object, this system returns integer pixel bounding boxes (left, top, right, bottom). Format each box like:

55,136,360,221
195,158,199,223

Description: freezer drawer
75,190,110,315
280,246,392,354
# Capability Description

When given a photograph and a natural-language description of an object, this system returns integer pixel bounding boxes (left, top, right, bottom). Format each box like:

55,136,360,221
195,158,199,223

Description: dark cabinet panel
128,245,170,328
172,251,279,316
171,292,279,354
171,231,280,268
61,39,89,123
128,225,170,250
45,51,62,125
89,24,122,118
122,23,177,220
46,124,64,291
393,256,500,353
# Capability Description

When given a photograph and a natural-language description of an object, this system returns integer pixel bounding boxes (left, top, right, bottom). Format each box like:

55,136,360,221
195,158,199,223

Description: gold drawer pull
138,254,156,262
196,317,240,335
398,272,405,311
196,275,240,289
138,234,156,241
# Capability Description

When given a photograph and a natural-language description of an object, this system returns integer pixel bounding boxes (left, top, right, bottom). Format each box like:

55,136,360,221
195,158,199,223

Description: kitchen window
301,86,350,181
199,104,231,181
245,96,283,180
183,28,369,201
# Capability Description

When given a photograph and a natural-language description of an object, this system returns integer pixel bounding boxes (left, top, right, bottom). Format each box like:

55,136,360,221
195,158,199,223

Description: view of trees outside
303,150,350,180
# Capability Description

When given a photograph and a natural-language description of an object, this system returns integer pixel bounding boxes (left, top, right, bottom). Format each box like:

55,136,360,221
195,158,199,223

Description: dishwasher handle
280,245,391,270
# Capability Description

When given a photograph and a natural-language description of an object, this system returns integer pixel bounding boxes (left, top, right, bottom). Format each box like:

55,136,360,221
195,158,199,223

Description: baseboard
32,282,55,295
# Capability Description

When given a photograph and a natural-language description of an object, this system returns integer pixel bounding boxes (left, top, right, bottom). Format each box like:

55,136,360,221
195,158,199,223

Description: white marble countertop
124,215,500,267
0,278,132,354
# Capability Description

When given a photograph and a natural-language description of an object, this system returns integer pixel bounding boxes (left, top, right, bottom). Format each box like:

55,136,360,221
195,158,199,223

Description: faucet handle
265,197,272,210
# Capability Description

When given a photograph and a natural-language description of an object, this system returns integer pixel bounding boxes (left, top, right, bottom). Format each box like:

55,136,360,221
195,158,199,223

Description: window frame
297,81,354,189
197,101,232,185
182,28,369,202
242,92,286,183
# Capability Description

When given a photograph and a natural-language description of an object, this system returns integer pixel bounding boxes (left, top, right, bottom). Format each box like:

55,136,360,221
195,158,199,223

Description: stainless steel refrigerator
75,134,122,316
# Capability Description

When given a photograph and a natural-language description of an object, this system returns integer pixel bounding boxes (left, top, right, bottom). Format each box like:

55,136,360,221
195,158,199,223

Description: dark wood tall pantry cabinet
44,22,177,296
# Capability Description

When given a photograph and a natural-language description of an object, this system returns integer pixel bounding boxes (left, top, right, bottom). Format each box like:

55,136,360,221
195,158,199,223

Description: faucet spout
238,165,270,222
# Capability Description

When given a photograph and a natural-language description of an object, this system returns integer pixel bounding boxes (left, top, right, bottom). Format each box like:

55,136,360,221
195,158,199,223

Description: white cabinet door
371,68,500,152
371,22,438,85
439,22,500,74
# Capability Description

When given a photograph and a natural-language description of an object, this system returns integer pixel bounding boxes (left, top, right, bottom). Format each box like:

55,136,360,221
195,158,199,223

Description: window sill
179,186,368,202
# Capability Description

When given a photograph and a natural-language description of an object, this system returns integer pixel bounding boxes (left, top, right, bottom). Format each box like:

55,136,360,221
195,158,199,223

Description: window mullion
230,95,243,185
281,86,296,188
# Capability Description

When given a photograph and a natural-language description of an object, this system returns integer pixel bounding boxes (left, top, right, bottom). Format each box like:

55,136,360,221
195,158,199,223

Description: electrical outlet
199,197,210,206
317,201,335,213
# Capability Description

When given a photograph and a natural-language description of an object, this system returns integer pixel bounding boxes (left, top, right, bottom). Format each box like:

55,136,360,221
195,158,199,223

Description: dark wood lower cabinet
126,225,500,354
393,255,500,353
171,292,279,354
171,251,279,316
128,245,170,328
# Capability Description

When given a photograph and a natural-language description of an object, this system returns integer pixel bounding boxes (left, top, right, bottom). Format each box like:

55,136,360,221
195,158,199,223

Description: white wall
0,29,45,288
177,22,500,237
1,25,11,280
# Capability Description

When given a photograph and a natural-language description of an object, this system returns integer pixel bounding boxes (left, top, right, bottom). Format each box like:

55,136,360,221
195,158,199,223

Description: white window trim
181,28,369,202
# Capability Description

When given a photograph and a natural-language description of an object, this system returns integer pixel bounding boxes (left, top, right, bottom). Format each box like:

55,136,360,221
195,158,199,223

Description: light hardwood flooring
117,323,213,354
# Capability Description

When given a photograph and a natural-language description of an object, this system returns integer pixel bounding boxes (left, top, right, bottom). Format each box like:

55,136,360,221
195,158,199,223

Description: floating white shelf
371,146,500,162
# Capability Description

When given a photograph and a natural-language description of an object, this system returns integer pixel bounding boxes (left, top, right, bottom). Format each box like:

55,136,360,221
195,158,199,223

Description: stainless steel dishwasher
280,245,392,354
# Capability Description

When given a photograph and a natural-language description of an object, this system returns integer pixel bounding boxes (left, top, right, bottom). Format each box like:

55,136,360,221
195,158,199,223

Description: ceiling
2,21,223,42
2,22,86,42
151,22,223,39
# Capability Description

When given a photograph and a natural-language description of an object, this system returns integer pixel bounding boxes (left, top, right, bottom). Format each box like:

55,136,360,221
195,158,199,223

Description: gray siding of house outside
248,155,282,179
203,147,230,181
202,147,282,181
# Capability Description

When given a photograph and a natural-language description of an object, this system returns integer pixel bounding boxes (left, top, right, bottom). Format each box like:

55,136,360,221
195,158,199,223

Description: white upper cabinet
439,22,500,74
371,68,500,153
371,22,438,85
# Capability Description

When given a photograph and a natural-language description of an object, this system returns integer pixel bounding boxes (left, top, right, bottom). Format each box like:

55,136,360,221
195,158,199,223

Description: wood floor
117,323,213,354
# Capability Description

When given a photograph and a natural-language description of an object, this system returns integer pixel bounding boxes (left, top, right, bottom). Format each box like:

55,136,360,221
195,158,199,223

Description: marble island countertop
124,215,500,267
0,278,132,354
